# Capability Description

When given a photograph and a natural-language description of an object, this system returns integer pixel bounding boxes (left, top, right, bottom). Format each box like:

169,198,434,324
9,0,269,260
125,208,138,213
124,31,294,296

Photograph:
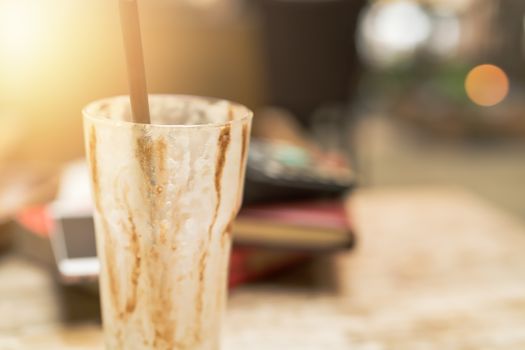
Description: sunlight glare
0,0,43,58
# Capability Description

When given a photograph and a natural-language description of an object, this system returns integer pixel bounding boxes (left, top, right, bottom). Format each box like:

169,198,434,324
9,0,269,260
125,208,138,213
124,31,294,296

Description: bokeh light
465,64,509,107
358,0,432,67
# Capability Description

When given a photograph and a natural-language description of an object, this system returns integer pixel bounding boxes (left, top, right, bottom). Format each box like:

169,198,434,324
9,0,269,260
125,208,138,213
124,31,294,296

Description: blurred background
1,0,525,347
0,0,523,217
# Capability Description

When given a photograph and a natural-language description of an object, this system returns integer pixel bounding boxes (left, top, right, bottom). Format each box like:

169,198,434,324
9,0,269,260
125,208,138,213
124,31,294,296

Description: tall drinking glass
83,95,252,350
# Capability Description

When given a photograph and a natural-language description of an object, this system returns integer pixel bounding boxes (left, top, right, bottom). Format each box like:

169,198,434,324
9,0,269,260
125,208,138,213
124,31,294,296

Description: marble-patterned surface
3,187,525,349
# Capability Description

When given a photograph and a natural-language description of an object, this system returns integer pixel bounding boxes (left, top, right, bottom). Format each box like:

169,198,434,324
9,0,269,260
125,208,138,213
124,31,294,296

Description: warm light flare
465,64,509,107
0,0,43,58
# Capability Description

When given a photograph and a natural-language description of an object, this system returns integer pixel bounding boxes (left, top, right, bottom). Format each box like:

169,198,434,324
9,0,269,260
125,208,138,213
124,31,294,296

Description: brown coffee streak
146,242,173,349
123,193,141,315
136,135,154,181
148,249,176,350
222,124,250,245
89,127,121,330
192,125,231,344
240,123,249,171
151,303,175,349
222,216,235,243
136,133,157,242
156,139,167,174
89,126,101,210
215,126,231,212
234,123,250,214
155,139,168,246
136,135,178,349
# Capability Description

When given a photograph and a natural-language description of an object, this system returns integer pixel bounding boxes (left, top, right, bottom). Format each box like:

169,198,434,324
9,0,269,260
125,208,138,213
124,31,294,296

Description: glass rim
82,94,253,129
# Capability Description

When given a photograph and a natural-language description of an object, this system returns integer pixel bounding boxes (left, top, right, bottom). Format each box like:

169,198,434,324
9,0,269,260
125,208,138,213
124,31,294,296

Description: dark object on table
243,138,355,203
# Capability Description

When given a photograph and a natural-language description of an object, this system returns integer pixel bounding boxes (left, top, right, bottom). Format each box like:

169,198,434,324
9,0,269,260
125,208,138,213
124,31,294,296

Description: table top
2,187,525,349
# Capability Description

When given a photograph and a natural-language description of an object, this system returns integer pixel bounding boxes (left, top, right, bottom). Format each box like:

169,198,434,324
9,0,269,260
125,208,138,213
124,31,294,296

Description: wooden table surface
2,187,525,349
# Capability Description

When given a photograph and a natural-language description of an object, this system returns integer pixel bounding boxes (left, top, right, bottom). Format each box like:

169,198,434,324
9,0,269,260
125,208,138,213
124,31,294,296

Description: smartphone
49,202,99,284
